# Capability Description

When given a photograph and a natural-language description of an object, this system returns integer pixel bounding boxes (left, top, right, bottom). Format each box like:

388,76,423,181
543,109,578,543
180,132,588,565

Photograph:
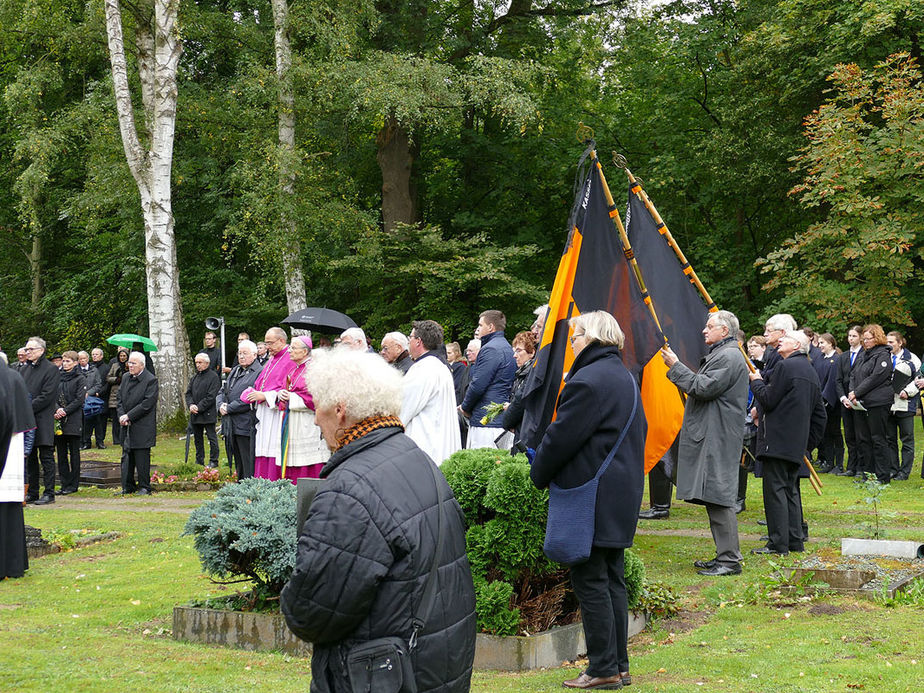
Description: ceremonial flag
519,150,663,449
625,180,711,472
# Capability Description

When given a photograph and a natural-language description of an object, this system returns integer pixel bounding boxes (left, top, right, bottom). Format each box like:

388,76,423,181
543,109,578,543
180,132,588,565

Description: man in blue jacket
459,310,516,449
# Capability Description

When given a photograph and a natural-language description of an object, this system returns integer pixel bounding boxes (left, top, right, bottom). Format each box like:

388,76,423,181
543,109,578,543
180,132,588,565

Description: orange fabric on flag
639,354,685,473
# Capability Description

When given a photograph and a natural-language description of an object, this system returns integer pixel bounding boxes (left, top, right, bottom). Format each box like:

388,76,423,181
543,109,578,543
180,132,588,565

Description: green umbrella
106,333,158,352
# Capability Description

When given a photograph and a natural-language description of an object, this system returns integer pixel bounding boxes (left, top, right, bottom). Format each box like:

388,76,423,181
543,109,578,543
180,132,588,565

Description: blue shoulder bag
543,384,638,566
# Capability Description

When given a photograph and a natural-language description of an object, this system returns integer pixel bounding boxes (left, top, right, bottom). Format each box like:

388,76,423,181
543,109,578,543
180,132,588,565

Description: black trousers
842,407,859,473
761,457,804,553
27,444,56,498
231,433,254,479
855,405,891,483
570,546,628,677
82,412,107,447
109,408,122,446
121,448,151,493
55,434,82,492
819,403,844,469
648,459,673,509
192,423,219,465
887,412,915,478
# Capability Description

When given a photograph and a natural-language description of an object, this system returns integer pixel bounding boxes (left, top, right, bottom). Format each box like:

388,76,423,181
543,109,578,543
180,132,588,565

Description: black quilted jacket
281,425,476,693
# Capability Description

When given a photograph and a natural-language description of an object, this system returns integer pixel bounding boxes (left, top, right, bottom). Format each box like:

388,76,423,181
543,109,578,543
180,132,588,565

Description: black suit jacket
117,369,159,448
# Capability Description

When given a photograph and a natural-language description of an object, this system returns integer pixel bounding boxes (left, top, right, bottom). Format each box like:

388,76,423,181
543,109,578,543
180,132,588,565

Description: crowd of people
2,306,923,692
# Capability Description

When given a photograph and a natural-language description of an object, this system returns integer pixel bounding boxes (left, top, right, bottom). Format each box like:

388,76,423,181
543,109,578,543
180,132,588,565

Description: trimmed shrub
183,477,297,595
625,548,645,610
474,580,521,635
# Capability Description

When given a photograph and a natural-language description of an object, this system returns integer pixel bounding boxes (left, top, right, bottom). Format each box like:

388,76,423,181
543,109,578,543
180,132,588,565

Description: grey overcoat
667,338,749,507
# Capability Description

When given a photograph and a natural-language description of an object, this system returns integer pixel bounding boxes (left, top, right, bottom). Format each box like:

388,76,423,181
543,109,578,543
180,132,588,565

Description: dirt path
28,494,203,515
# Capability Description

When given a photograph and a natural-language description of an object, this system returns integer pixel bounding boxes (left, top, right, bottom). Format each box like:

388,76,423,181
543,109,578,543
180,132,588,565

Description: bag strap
594,380,639,482
408,460,446,650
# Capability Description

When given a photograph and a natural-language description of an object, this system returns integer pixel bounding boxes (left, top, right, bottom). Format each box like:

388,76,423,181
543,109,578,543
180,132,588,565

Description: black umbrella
281,307,358,333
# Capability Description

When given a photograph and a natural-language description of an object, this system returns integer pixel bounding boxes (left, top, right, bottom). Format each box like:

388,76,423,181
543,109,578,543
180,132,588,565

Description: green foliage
877,577,924,609
760,53,924,328
182,477,297,595
624,548,646,610
637,579,680,618
855,472,897,539
473,580,521,636
442,447,646,635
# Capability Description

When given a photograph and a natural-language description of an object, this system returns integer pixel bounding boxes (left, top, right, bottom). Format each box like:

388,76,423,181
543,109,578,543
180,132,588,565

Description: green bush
442,448,647,636
182,477,297,595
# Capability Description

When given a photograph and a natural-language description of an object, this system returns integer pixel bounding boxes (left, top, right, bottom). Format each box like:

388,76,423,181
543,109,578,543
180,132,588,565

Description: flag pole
589,149,667,341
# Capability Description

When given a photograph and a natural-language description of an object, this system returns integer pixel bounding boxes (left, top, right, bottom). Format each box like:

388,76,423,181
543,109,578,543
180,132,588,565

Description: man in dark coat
281,348,475,693
21,337,60,504
662,310,750,577
185,352,221,467
217,340,262,479
459,309,515,449
117,351,159,495
749,331,827,555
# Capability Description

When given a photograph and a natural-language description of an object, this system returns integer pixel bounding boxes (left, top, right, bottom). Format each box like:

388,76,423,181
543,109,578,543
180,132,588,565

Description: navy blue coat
530,343,646,549
460,330,515,428
750,352,827,466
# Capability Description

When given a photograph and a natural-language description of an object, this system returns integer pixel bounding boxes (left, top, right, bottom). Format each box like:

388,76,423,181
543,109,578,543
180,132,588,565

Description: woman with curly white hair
281,349,476,693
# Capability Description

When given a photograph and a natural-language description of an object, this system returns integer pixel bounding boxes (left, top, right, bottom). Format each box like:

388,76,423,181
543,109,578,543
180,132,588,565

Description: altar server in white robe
401,320,461,465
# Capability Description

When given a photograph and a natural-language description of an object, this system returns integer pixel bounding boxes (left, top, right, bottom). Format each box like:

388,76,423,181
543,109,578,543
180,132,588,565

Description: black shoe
841,469,856,477
638,507,670,520
96,443,106,450
25,495,40,504
751,547,788,556
620,673,631,687
734,499,746,514
34,494,55,505
136,487,152,496
693,558,717,569
208,462,219,469
760,535,769,541
79,443,91,450
757,519,767,526
58,488,74,495
698,563,741,576
893,474,908,481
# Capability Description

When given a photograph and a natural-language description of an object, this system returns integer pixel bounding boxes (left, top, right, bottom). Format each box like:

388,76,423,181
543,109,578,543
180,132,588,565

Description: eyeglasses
23,347,37,352
569,332,585,344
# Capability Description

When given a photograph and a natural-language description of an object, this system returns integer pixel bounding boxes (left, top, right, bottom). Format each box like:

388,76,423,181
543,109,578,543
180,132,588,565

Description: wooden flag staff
614,153,823,495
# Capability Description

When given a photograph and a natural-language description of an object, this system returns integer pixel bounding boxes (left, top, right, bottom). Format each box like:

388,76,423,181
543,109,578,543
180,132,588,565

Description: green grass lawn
2,423,923,691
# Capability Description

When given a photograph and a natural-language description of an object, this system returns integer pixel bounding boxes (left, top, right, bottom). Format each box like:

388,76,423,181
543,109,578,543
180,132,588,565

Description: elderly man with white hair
117,351,159,495
185,352,221,468
338,327,369,351
380,331,413,374
218,339,263,479
749,330,827,555
662,310,750,576
281,348,476,693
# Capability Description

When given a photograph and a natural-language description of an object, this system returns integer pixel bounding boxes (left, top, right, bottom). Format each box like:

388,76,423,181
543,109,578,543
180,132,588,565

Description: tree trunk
271,0,306,313
29,232,42,313
376,116,417,232
104,0,188,419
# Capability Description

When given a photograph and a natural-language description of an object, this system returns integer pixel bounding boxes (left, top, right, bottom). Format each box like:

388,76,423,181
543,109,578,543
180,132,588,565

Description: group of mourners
2,306,921,693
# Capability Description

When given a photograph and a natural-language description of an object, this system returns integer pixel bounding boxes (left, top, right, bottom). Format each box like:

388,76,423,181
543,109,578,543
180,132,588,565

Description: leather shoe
136,487,152,496
25,495,40,504
34,494,55,505
563,672,623,689
96,443,107,449
697,563,741,576
79,443,91,450
638,507,669,520
757,519,767,526
734,499,746,514
751,547,788,556
619,673,631,687
693,558,717,569
58,488,74,495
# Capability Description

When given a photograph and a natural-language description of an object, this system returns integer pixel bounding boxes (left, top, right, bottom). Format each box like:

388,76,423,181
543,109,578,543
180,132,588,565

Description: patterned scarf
335,415,404,451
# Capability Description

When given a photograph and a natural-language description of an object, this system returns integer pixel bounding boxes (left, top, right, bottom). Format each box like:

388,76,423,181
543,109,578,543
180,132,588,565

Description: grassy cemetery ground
1,426,923,691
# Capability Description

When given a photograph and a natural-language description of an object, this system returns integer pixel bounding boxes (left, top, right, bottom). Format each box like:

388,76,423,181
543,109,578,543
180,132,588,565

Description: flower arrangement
479,401,506,425
194,467,221,483
151,471,179,484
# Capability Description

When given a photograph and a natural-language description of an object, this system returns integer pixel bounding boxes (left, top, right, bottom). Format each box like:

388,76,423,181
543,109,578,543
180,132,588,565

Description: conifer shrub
183,477,297,596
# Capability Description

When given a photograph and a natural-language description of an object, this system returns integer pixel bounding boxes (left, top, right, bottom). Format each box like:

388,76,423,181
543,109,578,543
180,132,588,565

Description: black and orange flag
624,180,711,472
519,146,663,449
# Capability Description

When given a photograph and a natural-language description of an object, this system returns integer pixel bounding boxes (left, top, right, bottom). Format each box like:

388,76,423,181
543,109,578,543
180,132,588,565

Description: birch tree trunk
104,0,189,419
271,0,307,314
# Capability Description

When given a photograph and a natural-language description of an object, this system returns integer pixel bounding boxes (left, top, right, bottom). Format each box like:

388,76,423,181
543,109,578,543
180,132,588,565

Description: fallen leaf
130,599,141,606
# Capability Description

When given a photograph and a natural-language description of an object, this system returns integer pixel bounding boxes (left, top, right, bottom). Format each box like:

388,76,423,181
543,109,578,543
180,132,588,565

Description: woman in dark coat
501,331,536,446
281,349,476,693
55,351,87,495
530,311,646,690
849,324,894,483
106,348,129,445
